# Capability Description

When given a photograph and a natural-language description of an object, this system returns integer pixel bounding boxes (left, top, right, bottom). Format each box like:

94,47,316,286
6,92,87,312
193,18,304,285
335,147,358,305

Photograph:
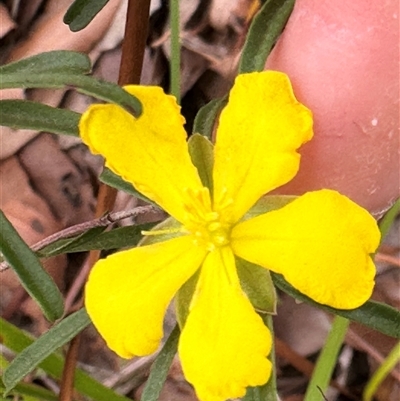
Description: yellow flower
80,71,380,401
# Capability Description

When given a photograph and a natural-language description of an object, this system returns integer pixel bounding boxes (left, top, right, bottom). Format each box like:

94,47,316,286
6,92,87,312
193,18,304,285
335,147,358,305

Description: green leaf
37,226,106,257
0,314,130,401
0,210,64,322
192,97,227,139
244,383,278,401
64,0,109,31
243,195,297,220
100,168,155,204
141,325,180,401
236,257,276,314
0,381,58,401
272,273,400,338
38,223,154,257
379,198,400,242
175,270,200,327
188,133,214,193
2,310,90,393
0,51,91,77
239,0,295,73
0,100,80,136
0,73,142,117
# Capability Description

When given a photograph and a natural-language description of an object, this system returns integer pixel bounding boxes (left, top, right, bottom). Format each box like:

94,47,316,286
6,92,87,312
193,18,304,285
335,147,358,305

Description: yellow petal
85,236,206,358
80,86,204,224
213,71,313,223
179,247,272,401
231,190,380,309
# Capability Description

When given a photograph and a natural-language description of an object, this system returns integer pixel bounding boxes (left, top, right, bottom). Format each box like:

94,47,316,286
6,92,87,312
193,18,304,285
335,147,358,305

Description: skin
265,0,399,216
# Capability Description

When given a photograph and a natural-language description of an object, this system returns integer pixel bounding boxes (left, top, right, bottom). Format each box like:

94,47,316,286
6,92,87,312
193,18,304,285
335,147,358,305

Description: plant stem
304,315,349,401
169,0,181,102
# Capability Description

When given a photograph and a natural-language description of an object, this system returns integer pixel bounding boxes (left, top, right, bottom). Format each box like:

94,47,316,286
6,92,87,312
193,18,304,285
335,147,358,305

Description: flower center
182,188,232,251
190,214,231,252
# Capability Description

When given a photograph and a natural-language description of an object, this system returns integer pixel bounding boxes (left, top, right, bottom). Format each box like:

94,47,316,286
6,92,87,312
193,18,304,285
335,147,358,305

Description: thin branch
375,252,400,268
59,0,152,399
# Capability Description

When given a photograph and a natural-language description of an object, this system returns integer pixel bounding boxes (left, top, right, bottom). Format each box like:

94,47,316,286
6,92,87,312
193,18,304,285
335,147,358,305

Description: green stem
169,0,181,102
304,315,349,401
263,315,278,400
363,341,400,401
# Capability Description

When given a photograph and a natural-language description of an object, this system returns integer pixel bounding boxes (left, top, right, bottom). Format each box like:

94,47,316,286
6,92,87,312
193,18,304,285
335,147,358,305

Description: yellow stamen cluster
181,188,232,251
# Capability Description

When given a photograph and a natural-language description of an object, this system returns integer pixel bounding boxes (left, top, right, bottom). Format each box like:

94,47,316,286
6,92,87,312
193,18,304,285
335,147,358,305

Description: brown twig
375,252,400,268
59,1,151,400
118,0,151,86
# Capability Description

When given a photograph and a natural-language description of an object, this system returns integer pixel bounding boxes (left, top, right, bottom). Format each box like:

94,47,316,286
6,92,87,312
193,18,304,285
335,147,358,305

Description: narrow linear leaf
37,226,106,257
0,73,142,117
141,325,180,401
64,0,109,31
188,133,214,193
243,195,297,221
0,210,64,322
100,168,155,204
64,223,153,252
2,310,89,393
1,353,57,400
0,314,130,401
193,97,227,139
0,381,58,401
0,100,80,136
379,198,400,241
176,271,200,327
272,273,400,338
0,51,91,76
239,0,295,73
244,380,278,401
38,223,154,257
236,257,277,314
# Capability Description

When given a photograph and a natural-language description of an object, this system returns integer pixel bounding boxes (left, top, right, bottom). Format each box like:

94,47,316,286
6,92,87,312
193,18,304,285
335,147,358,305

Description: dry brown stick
118,0,151,86
59,1,151,400
375,252,400,267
